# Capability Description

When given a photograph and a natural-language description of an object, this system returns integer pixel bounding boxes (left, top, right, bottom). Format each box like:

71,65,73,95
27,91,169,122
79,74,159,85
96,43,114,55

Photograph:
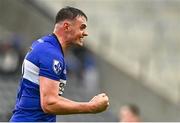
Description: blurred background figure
0,33,24,76
119,104,141,122
65,46,100,96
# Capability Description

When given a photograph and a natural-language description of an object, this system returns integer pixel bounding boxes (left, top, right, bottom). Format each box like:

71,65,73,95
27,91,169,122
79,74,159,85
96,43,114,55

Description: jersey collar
50,33,64,57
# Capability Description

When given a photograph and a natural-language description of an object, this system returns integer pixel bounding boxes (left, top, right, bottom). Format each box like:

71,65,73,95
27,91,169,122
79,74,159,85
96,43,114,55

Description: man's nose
83,30,88,36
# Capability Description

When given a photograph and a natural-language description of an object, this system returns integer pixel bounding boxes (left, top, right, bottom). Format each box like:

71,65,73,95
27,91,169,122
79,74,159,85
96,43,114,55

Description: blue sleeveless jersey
10,34,67,122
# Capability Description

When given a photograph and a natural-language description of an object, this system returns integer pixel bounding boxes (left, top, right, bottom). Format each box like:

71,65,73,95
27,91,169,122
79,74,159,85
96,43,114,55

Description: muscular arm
40,76,93,115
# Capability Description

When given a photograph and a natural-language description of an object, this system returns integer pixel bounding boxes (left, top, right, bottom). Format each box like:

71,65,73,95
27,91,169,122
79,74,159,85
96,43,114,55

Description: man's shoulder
32,39,56,52
30,34,63,59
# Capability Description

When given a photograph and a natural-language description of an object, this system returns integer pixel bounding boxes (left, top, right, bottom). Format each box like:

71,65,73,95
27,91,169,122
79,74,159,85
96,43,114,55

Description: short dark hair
55,6,88,23
126,104,140,116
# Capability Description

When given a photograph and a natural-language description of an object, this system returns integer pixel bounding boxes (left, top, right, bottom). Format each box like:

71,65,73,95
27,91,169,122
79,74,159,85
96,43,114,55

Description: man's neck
53,32,68,55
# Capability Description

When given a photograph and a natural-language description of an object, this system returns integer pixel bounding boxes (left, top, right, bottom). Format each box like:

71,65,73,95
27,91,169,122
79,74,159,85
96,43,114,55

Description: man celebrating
10,6,109,122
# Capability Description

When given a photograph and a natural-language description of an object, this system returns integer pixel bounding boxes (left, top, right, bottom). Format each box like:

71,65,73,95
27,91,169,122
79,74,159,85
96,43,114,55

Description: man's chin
76,41,84,46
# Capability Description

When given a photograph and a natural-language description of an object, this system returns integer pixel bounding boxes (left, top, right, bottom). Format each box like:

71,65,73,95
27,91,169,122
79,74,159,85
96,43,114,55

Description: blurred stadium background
0,0,180,121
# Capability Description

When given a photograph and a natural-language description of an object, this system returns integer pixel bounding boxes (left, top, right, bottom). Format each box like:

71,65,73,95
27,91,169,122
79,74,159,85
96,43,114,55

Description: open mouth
78,37,84,46
80,37,84,42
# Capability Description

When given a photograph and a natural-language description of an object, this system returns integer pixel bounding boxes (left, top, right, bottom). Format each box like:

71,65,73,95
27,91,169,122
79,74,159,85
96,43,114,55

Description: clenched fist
89,93,109,113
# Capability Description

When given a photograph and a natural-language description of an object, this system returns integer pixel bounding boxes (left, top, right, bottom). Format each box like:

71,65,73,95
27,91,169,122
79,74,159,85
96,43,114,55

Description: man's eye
80,24,87,30
80,26,85,30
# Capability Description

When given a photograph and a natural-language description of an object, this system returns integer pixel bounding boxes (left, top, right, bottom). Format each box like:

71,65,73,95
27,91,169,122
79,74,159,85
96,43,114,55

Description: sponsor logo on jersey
53,59,62,75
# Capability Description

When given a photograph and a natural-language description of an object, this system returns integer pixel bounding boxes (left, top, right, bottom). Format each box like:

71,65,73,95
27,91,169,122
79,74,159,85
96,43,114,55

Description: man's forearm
41,96,93,115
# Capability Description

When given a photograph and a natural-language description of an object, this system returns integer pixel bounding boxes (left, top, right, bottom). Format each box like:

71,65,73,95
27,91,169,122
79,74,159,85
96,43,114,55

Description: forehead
120,107,131,114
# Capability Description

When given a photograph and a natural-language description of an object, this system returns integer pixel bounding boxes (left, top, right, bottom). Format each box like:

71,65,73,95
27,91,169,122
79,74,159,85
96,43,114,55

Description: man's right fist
89,93,109,113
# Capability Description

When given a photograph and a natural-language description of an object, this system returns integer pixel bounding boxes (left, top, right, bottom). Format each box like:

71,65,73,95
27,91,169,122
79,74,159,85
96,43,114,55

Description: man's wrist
77,102,94,114
86,102,96,113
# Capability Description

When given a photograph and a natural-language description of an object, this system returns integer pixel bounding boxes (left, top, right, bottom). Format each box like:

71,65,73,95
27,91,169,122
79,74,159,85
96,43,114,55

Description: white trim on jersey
23,59,40,85
60,79,67,84
37,39,44,43
23,59,66,85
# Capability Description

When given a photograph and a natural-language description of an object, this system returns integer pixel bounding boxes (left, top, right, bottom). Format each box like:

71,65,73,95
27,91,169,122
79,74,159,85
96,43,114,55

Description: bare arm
40,76,109,115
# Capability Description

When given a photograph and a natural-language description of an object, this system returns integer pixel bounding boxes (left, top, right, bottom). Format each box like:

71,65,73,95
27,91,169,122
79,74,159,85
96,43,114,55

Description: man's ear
63,21,71,31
